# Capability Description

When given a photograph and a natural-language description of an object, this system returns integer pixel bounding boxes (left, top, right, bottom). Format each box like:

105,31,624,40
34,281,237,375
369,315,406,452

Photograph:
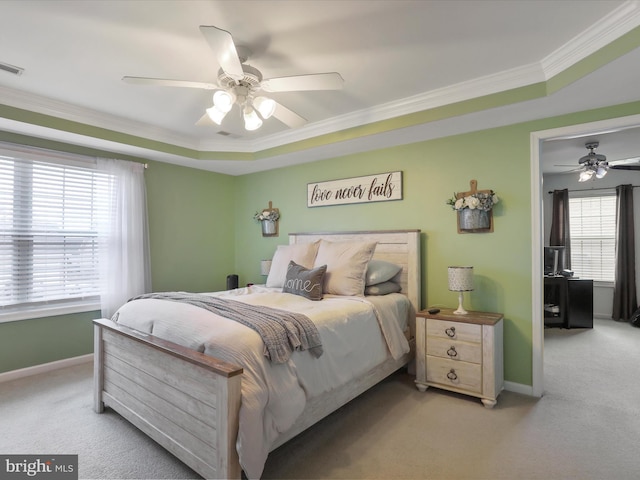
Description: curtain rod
1,140,150,169
547,185,639,194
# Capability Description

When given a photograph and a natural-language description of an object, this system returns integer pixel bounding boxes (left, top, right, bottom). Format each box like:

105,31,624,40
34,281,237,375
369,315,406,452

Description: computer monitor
544,246,565,276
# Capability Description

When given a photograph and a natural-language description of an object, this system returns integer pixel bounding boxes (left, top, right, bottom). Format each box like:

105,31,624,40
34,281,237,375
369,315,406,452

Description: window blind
568,194,616,282
0,154,113,311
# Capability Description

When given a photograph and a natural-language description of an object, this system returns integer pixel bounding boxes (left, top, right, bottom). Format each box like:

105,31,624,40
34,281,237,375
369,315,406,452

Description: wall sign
307,171,403,207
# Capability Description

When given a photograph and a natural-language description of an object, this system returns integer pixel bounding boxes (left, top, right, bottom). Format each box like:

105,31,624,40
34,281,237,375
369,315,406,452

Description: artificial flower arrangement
447,191,499,211
253,209,280,222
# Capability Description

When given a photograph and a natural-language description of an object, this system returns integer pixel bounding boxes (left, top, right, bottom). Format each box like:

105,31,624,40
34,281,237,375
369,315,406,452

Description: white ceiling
1,0,640,175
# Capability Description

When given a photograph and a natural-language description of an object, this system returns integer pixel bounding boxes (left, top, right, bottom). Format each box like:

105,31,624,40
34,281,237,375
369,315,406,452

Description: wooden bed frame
94,230,421,479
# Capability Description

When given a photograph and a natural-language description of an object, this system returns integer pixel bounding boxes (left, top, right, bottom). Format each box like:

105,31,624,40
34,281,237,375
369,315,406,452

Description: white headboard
288,230,421,312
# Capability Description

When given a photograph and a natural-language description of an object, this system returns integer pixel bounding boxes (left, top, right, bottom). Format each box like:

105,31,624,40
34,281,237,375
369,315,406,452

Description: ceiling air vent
215,131,241,139
0,62,24,76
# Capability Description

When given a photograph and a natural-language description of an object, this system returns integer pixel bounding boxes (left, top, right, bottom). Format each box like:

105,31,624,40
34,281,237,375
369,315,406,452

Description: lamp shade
243,107,263,131
578,168,594,182
254,96,276,119
595,164,608,179
448,266,474,292
213,90,235,113
260,259,272,276
206,105,228,125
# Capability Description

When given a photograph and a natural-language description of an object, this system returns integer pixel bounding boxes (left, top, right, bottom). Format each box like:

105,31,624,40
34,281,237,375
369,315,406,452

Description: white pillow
266,241,320,288
365,259,402,286
313,240,377,296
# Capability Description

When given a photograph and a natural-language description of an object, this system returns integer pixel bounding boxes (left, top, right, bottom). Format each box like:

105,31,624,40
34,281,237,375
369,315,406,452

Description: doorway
530,113,640,397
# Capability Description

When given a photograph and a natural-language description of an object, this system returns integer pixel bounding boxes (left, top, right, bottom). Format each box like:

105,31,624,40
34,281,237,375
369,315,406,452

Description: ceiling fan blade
272,102,307,128
609,156,640,166
611,165,640,170
261,72,344,92
199,26,244,82
122,76,218,90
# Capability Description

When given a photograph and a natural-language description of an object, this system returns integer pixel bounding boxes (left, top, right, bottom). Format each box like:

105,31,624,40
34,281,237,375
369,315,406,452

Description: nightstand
415,308,504,408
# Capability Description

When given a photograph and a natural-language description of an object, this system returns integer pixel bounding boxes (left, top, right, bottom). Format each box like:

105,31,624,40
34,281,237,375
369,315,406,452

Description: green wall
145,160,237,293
0,311,98,373
233,126,534,385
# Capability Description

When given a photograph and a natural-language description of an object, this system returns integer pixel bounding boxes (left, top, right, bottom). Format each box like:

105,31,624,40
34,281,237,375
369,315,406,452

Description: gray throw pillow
282,261,327,301
365,259,402,286
364,281,402,295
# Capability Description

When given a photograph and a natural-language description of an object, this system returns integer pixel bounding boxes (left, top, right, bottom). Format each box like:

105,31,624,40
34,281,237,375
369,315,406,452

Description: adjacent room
1,1,640,479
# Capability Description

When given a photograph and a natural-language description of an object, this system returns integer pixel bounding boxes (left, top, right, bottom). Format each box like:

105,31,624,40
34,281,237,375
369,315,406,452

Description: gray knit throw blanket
127,292,323,364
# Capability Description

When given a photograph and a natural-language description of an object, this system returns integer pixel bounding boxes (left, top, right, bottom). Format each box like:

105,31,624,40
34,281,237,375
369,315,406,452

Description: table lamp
448,266,474,315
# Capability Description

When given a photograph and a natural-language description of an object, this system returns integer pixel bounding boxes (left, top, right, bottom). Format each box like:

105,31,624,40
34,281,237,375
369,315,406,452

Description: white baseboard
0,354,93,384
504,380,535,397
2,353,537,399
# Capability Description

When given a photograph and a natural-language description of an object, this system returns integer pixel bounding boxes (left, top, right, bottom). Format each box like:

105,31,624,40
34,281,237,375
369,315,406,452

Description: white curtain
97,159,151,318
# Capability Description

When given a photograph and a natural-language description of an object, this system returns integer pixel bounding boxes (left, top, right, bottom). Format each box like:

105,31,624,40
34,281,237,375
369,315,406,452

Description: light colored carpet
1,318,639,479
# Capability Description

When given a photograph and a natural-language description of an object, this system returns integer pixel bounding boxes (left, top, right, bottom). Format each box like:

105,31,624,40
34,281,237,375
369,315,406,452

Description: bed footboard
93,318,243,480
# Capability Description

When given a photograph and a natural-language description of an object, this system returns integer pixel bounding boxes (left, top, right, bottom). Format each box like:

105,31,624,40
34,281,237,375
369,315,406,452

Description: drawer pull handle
445,326,456,337
447,346,458,358
447,369,458,381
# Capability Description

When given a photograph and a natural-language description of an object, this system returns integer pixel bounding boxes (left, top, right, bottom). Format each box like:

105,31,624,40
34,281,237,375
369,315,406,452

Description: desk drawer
426,336,482,364
426,356,482,394
427,318,481,343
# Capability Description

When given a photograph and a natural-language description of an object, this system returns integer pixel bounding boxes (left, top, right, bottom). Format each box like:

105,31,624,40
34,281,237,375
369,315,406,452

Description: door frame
530,113,640,397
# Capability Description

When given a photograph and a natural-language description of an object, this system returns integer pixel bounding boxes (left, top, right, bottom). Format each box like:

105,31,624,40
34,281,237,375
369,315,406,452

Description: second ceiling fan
123,26,344,132
557,141,640,182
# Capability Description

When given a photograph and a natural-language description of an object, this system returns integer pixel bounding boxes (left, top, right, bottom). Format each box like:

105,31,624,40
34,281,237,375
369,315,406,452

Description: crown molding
0,85,202,149
541,0,640,79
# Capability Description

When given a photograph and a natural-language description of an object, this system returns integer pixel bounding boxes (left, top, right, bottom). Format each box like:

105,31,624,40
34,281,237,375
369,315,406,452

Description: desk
544,276,593,328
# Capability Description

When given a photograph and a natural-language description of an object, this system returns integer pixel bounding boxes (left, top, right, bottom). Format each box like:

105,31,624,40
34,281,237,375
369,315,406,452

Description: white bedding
112,285,410,479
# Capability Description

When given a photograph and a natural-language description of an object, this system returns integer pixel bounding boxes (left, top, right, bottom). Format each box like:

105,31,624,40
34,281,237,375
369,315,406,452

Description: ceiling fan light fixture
243,107,262,131
578,168,594,182
206,105,228,125
213,90,236,113
596,164,608,179
254,96,276,119
123,26,340,133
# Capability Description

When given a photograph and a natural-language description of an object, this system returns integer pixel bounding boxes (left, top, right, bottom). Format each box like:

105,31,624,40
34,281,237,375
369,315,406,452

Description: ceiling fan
122,26,344,132
557,141,640,182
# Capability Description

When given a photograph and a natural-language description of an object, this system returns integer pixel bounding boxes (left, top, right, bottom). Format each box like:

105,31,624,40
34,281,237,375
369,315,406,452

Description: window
0,146,113,320
568,192,616,282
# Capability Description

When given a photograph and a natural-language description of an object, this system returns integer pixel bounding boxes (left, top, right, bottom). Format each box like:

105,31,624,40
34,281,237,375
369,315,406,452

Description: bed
93,230,421,479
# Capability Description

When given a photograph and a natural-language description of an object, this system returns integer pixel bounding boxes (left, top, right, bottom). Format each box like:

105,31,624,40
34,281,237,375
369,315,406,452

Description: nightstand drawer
427,318,481,343
426,356,482,394
426,336,482,364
